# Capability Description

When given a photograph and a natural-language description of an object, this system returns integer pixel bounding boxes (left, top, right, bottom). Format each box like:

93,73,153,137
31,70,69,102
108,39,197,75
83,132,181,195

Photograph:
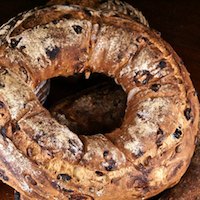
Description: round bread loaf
0,3,199,200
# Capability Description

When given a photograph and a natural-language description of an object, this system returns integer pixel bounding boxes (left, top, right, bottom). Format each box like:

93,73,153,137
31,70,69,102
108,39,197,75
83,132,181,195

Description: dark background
0,0,199,199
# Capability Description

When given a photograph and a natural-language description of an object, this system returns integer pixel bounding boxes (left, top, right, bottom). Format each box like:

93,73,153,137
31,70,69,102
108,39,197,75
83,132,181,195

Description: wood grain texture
0,0,199,199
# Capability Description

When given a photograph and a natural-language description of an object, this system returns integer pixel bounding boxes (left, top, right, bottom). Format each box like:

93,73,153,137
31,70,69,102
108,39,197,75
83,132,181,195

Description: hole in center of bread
43,73,127,135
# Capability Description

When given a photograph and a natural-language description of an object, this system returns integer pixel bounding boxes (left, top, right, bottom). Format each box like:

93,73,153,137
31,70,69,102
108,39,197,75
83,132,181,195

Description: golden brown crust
157,132,200,200
0,3,198,200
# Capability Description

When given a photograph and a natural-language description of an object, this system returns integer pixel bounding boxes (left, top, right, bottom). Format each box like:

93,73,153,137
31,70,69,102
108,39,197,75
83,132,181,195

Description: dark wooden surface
0,0,199,199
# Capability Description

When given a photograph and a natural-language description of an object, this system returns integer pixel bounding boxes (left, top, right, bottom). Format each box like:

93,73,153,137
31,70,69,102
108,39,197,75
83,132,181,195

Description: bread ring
0,3,199,200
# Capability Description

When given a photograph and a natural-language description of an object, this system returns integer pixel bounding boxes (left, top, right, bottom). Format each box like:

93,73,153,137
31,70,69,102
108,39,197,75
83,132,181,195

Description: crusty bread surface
0,2,199,200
